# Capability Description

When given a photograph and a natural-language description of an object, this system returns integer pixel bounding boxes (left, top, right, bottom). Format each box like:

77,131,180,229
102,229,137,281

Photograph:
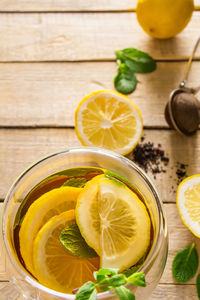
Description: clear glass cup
2,147,168,300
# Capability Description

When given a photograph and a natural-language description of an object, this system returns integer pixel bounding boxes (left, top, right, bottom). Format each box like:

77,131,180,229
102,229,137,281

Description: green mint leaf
62,177,87,188
123,265,141,277
172,243,199,282
94,268,119,282
114,63,137,94
196,273,200,299
60,223,98,258
75,281,97,300
116,48,156,73
107,274,127,287
115,286,135,300
127,272,146,287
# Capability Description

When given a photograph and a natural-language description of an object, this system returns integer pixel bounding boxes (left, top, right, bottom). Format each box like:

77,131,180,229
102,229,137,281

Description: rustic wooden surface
0,2,200,299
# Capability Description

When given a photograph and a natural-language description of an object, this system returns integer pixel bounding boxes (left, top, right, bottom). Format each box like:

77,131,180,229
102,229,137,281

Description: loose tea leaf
60,223,98,258
172,243,199,282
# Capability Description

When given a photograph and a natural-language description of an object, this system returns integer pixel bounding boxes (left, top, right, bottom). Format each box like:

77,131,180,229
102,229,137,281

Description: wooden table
0,1,200,299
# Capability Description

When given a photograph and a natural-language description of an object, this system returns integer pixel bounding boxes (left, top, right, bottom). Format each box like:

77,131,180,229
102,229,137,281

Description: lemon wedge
177,175,200,237
76,175,151,271
75,90,143,155
33,210,99,293
19,186,82,275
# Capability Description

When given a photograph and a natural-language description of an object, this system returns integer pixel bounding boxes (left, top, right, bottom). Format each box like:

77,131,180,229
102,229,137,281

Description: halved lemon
75,90,143,155
76,175,151,271
33,210,99,293
19,186,82,275
177,175,200,237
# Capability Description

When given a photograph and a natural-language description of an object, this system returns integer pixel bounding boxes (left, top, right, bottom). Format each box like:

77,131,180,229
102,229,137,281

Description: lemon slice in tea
177,175,200,237
19,186,82,275
33,210,99,293
75,90,143,155
76,175,151,271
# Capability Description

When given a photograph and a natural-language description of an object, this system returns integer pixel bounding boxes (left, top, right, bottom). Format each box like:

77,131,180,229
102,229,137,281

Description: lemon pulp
76,175,151,271
75,90,143,155
19,186,82,274
177,175,200,237
33,210,99,293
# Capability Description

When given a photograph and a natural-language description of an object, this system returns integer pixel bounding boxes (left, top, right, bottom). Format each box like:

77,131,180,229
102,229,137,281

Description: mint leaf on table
172,243,199,282
76,281,97,300
62,177,87,188
60,223,98,258
114,47,156,95
114,63,137,94
116,48,156,73
196,274,200,299
115,286,135,300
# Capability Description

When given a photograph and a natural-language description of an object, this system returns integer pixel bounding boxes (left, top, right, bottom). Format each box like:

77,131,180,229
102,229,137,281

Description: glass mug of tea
2,147,168,300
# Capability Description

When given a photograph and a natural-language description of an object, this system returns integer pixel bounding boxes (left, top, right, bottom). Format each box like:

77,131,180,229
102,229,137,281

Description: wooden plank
1,61,200,127
0,203,7,281
0,12,199,61
0,128,199,201
0,0,199,12
150,284,198,299
0,202,199,285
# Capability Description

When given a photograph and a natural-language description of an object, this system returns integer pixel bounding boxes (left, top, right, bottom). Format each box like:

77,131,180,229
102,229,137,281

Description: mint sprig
172,243,199,283
114,48,156,94
75,268,146,300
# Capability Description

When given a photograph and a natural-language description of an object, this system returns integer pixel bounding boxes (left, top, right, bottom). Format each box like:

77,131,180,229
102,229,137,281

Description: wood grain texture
0,128,200,201
0,0,199,11
150,284,198,300
0,12,199,61
1,61,200,127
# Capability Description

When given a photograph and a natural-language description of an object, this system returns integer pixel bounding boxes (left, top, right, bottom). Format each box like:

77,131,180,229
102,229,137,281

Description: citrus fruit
136,0,194,39
75,90,143,155
19,186,82,275
33,210,99,293
177,175,200,237
76,175,151,271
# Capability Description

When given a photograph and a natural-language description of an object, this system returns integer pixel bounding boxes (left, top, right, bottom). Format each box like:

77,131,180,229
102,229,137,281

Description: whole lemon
136,0,194,39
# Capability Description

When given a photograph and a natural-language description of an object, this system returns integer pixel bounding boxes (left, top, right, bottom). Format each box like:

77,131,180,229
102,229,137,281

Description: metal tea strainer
164,36,200,135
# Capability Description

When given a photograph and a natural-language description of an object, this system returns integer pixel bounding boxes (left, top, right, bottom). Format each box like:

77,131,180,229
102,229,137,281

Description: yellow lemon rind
75,90,143,156
176,174,200,238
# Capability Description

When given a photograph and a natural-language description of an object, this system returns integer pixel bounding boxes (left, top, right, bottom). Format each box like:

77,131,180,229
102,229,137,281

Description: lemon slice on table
76,175,151,271
19,186,82,275
75,90,143,155
33,210,99,294
177,175,200,237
